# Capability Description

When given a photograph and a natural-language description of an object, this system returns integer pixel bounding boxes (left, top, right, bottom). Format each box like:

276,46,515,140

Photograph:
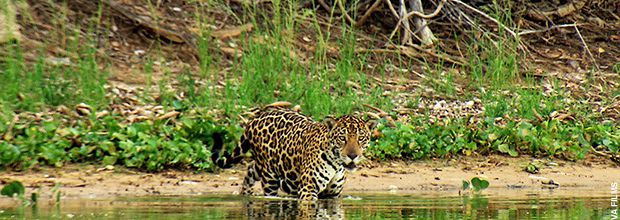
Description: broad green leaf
471,177,489,191
477,179,489,190
497,144,510,154
508,148,519,157
102,156,117,165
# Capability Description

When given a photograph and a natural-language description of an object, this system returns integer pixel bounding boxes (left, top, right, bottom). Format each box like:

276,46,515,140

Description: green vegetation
462,177,490,192
525,161,540,174
0,0,619,172
0,180,33,206
0,4,107,112
0,111,238,171
370,116,619,160
165,25,391,120
1,181,25,198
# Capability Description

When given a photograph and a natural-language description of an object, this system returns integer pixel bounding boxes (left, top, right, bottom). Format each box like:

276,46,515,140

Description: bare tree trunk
398,0,413,45
408,0,436,46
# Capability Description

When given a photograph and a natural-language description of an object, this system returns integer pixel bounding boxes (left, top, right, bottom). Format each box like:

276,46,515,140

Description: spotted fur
211,107,375,201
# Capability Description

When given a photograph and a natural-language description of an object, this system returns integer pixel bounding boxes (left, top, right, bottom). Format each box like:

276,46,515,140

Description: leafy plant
0,180,37,206
462,177,490,192
525,162,540,174
0,110,238,171
1,181,25,198
368,115,619,162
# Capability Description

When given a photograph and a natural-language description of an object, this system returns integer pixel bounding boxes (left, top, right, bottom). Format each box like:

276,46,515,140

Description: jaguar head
324,115,376,171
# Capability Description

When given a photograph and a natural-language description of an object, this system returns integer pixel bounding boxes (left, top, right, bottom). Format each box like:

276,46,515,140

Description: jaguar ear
365,120,377,130
323,116,337,130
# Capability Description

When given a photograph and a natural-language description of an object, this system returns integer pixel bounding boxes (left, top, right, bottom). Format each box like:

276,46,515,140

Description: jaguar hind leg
241,162,259,195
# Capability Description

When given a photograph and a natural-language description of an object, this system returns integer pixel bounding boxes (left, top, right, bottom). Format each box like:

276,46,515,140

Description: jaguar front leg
298,168,327,201
298,173,319,201
318,169,345,198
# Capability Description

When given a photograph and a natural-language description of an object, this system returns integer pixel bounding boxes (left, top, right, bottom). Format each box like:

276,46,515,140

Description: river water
0,191,615,219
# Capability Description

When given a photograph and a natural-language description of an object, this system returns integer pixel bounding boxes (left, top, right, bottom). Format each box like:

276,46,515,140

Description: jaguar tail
210,132,252,168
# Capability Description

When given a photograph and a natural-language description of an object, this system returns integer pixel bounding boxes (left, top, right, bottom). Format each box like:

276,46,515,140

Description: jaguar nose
347,153,357,160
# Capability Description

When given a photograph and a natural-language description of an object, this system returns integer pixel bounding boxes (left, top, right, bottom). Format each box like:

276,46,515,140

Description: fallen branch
400,43,466,65
356,46,466,66
363,104,396,127
355,0,382,27
532,108,544,122
316,0,336,14
384,0,401,43
591,146,620,165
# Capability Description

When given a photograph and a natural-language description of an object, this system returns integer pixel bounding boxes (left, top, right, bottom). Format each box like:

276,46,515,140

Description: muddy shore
0,155,617,202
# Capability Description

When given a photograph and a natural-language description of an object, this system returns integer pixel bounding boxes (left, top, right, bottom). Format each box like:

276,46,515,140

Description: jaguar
211,106,375,201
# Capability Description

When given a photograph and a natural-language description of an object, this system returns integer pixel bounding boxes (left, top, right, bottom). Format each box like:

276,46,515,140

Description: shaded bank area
0,155,616,201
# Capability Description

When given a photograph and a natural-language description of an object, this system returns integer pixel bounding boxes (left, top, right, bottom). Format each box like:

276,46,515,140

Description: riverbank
0,155,616,202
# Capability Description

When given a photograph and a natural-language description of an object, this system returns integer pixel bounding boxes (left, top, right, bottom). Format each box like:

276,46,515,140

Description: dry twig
336,0,356,24
573,23,599,70
403,0,446,19
450,0,517,38
363,104,389,117
517,23,581,36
